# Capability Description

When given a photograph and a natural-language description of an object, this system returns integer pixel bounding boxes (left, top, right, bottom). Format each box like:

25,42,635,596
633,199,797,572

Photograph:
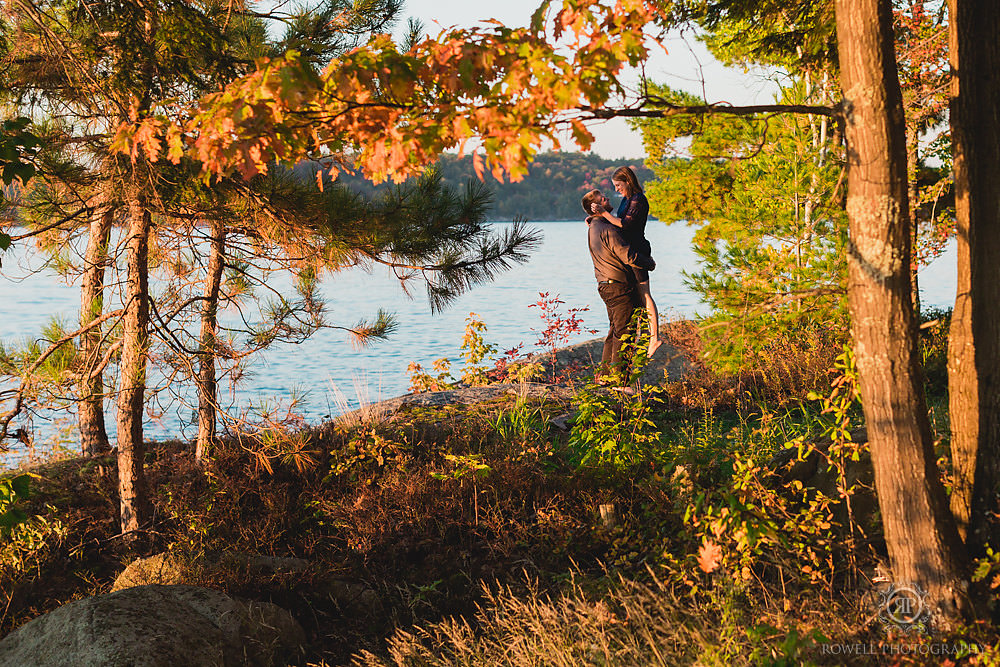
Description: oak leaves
115,0,666,185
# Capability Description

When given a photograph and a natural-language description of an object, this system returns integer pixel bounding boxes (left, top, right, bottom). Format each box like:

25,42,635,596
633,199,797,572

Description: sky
399,0,783,159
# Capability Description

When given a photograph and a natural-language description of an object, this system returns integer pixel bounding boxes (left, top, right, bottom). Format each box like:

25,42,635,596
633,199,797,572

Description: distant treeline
328,152,655,221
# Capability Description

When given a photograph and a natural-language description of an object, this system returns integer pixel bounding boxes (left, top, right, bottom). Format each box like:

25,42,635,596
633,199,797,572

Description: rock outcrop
338,335,696,424
0,584,304,667
112,552,186,591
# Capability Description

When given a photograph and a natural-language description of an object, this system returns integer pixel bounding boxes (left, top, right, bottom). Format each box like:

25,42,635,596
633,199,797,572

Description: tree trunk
195,219,225,464
834,0,969,625
116,197,151,535
79,204,113,456
946,0,1000,553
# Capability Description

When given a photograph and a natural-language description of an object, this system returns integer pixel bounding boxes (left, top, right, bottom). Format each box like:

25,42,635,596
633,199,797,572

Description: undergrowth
1,308,997,665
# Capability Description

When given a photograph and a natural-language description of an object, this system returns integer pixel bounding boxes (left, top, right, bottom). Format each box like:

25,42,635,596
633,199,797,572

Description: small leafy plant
567,383,663,467
430,453,492,482
488,397,548,452
0,474,31,536
407,295,598,392
407,357,454,392
567,317,661,467
407,314,501,390
328,428,409,484
684,345,868,590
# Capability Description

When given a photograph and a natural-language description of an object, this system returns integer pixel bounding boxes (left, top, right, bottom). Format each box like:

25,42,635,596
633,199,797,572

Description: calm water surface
1,220,958,467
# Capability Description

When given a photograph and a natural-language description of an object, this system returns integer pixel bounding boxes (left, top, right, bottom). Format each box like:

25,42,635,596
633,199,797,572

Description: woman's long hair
611,166,643,197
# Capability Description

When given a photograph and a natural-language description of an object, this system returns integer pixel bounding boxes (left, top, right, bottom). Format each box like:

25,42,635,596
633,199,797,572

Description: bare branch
582,100,841,120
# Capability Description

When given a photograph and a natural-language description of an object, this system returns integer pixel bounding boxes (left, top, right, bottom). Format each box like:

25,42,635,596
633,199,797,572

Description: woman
590,166,661,357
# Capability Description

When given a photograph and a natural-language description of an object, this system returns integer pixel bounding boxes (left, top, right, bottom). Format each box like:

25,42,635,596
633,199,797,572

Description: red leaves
529,292,596,352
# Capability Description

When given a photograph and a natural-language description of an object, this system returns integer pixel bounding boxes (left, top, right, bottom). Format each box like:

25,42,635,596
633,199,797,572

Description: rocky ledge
338,335,696,424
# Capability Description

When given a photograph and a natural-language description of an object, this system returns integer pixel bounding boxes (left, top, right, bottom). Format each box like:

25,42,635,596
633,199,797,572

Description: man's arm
593,196,648,232
592,202,622,228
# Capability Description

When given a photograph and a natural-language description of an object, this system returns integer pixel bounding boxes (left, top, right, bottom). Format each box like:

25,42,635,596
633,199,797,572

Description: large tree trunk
116,197,151,535
946,0,1000,553
195,219,225,464
79,203,113,456
834,0,968,625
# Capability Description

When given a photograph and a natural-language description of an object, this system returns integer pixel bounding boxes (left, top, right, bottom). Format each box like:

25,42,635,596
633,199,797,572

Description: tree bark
79,203,113,456
116,197,151,535
946,0,1000,553
835,0,968,625
906,140,921,317
195,219,225,464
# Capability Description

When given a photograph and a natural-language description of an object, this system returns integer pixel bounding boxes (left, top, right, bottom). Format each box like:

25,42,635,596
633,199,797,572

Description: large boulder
0,584,305,667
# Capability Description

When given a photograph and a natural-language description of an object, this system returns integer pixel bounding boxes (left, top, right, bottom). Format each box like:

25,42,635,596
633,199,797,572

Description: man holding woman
588,166,662,358
581,170,656,387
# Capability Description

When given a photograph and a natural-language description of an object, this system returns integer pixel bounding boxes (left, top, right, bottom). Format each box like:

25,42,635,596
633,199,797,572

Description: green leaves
0,117,40,191
0,117,40,261
0,474,32,535
430,454,492,481
694,0,837,70
568,384,663,468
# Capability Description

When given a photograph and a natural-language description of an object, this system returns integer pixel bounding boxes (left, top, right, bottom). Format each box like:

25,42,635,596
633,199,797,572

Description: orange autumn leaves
112,0,666,185
697,539,723,574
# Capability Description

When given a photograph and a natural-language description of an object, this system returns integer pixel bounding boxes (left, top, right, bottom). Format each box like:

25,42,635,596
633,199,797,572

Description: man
581,189,656,384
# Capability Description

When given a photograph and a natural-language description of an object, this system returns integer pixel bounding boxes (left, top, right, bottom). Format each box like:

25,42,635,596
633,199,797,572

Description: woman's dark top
616,191,652,282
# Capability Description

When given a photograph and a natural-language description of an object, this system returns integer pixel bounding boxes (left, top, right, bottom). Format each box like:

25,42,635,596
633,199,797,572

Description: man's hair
582,189,603,215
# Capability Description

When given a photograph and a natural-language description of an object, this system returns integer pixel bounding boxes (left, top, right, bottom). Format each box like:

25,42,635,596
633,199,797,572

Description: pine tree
636,80,847,369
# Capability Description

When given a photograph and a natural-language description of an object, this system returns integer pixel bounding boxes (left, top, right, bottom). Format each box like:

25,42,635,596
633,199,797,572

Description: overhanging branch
583,100,841,120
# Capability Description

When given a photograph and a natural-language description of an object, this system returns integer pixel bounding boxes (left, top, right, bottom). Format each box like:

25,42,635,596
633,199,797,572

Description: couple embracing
582,166,661,387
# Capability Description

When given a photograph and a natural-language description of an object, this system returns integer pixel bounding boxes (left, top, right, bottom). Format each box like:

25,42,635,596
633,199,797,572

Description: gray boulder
0,584,304,667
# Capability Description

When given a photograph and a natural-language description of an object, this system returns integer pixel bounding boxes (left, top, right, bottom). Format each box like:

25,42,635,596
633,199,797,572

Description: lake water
1,220,958,468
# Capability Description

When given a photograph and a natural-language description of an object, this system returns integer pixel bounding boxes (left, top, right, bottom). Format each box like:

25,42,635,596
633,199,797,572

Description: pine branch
0,308,124,443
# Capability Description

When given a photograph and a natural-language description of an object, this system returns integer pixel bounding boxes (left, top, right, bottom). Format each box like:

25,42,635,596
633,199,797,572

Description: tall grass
349,570,837,667
330,371,389,428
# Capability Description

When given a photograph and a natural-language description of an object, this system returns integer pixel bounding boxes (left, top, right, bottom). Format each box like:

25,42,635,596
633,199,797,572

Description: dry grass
330,372,391,428
345,569,869,667
353,573,701,667
660,323,843,412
